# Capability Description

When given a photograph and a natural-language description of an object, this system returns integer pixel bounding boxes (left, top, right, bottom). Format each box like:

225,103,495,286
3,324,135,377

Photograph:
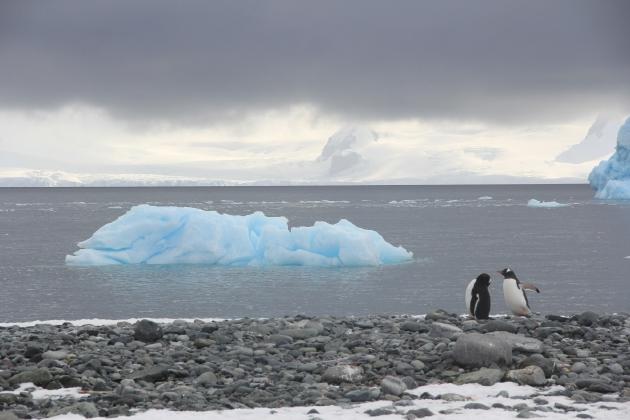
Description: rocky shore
0,310,629,419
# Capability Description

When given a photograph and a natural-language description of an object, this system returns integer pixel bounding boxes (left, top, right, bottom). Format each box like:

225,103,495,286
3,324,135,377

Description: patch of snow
478,196,493,200
527,199,569,208
46,382,630,420
0,317,229,328
589,116,630,199
65,205,413,266
7,383,85,400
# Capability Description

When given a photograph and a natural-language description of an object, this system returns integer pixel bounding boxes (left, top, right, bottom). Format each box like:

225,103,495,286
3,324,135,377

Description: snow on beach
65,205,412,266
39,382,630,420
2,313,630,420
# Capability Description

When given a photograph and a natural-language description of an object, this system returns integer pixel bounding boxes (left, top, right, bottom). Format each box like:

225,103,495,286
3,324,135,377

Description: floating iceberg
66,205,413,267
589,117,630,199
527,199,569,208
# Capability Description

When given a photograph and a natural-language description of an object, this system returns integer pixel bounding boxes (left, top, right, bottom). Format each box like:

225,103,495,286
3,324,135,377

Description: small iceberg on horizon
527,199,569,208
589,116,630,199
66,205,413,267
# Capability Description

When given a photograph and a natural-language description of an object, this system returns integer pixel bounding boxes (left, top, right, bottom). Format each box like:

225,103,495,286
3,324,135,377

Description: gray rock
134,319,163,343
455,368,504,386
506,366,546,386
608,363,624,375
48,402,99,418
577,311,599,326
481,320,518,333
453,333,512,368
322,365,363,384
439,393,467,401
9,367,52,386
516,411,542,418
401,321,429,333
395,362,415,376
365,407,396,416
519,354,555,377
41,350,68,360
345,387,380,402
575,378,618,393
196,371,217,387
572,361,588,373
381,376,407,396
463,403,490,409
129,365,169,383
486,331,544,353
278,328,319,339
429,322,463,339
0,393,17,404
267,334,293,345
0,413,18,420
406,407,434,418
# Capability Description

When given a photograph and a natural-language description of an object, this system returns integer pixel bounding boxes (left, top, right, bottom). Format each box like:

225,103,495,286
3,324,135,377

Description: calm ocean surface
1,185,629,322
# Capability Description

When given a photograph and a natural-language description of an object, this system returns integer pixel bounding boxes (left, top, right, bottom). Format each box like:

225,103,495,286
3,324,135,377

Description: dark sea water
1,185,629,322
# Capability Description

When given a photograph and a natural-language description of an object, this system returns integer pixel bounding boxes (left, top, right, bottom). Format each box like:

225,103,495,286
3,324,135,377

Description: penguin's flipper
522,283,540,293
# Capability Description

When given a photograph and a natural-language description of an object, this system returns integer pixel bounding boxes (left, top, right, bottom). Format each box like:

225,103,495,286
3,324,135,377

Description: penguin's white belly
503,279,529,316
465,279,476,315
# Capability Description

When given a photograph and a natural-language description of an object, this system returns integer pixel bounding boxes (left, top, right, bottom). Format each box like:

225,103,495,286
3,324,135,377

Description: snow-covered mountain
316,127,378,175
556,115,622,163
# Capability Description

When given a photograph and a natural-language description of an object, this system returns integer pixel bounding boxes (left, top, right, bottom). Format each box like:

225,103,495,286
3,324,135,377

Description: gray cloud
1,0,629,124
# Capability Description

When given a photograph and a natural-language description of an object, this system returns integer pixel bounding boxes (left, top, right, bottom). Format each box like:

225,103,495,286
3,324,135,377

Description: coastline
1,311,629,419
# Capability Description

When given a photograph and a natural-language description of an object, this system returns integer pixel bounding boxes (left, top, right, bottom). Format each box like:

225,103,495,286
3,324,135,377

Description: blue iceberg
588,117,630,199
66,205,413,266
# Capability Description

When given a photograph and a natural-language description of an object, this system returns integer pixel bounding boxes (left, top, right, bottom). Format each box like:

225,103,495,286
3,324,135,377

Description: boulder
9,368,52,386
133,319,163,343
380,375,407,396
453,333,512,367
506,366,546,386
519,354,555,377
485,331,544,353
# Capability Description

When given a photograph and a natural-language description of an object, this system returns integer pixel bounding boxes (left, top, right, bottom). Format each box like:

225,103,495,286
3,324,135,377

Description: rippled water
1,185,629,322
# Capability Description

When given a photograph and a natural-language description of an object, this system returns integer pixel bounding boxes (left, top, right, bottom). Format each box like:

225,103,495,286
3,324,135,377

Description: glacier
589,117,630,199
65,205,413,266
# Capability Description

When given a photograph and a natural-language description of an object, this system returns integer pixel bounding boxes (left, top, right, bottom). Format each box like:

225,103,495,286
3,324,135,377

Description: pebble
0,312,626,417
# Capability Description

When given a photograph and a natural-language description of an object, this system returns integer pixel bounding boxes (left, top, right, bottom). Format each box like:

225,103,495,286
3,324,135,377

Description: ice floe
65,205,412,266
527,199,569,208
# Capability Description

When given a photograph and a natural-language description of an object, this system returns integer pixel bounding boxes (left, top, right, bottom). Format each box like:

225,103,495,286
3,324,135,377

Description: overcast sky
1,0,629,185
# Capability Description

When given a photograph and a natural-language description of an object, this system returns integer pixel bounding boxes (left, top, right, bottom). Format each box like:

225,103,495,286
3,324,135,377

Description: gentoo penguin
498,267,540,316
465,273,492,319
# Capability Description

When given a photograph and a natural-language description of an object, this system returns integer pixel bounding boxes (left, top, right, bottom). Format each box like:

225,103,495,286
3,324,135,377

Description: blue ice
65,205,413,266
589,117,630,199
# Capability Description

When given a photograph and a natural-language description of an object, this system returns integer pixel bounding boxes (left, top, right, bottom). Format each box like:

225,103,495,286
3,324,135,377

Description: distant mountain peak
556,114,622,164
316,127,378,175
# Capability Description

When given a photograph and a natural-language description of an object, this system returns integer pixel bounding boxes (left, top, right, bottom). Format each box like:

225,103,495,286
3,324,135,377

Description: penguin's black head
498,267,516,279
476,273,491,287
